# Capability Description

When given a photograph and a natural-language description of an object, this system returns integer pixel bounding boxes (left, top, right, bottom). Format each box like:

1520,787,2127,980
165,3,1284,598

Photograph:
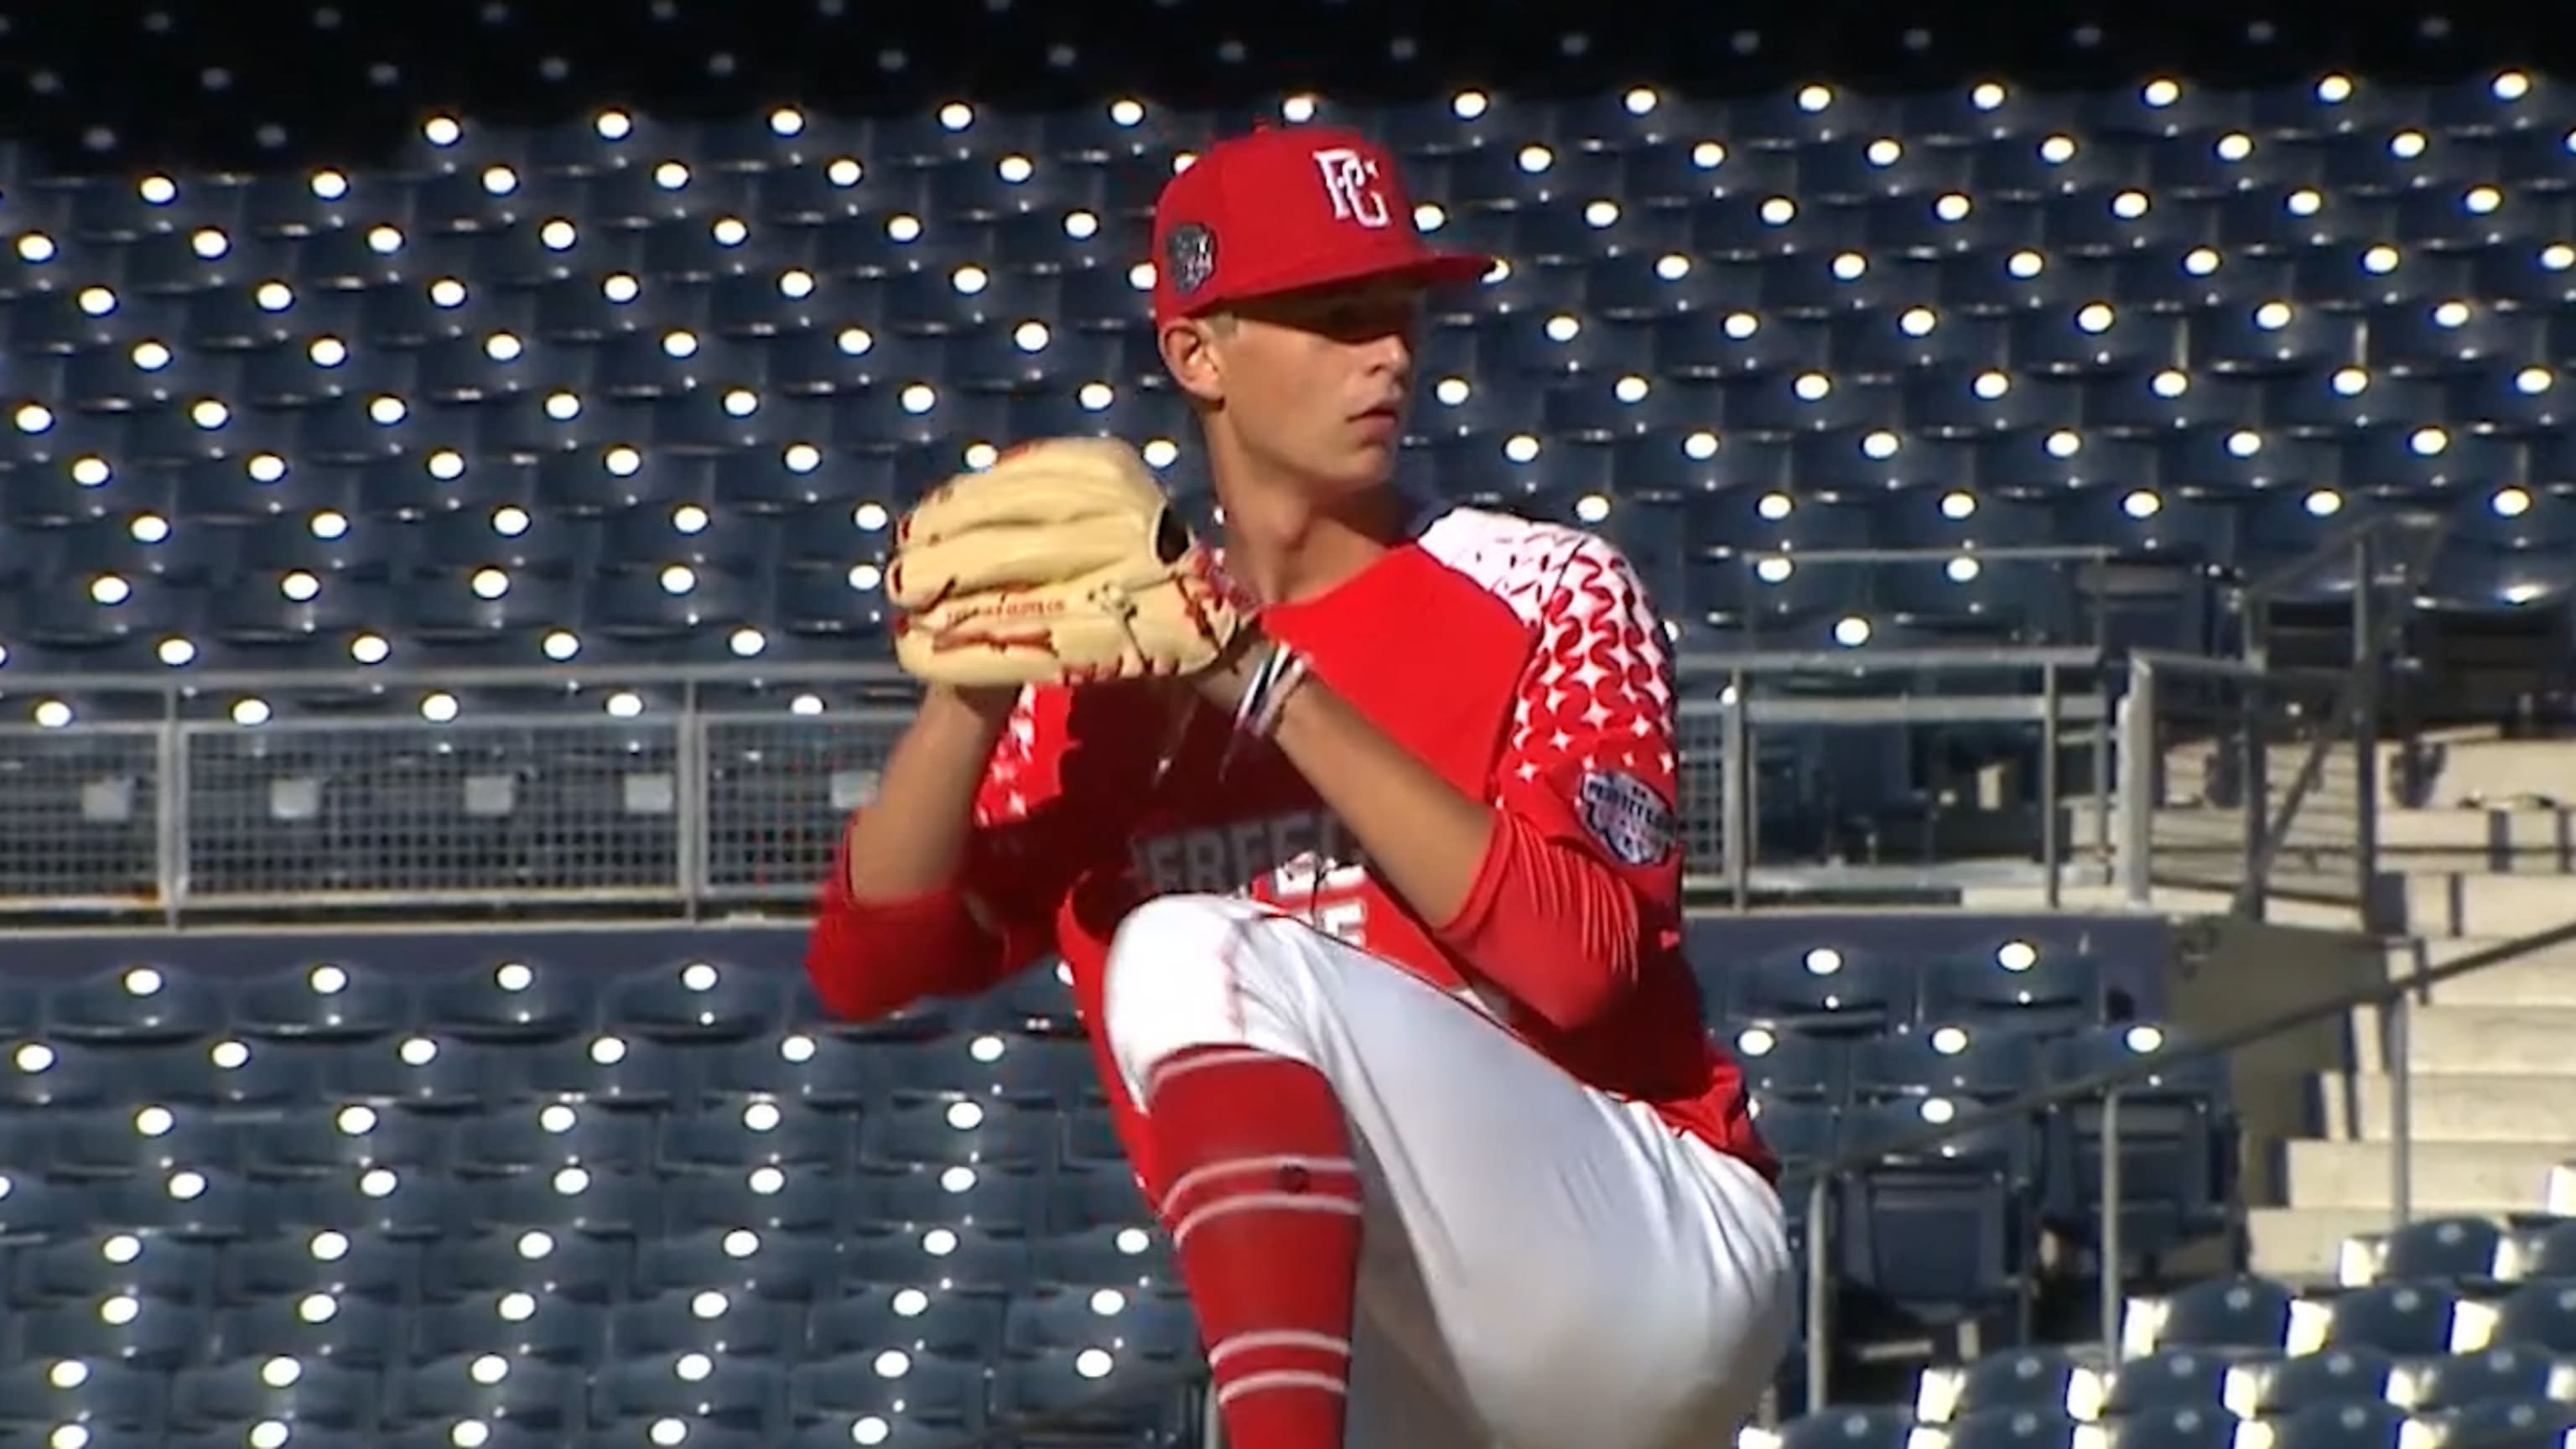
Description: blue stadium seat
1732,1027,1851,1104
327,1034,522,1112
420,960,597,1042
2043,1025,2234,1258
413,1292,608,1366
1034,1223,1176,1291
2401,1343,2569,1412
212,1291,408,1366
859,1098,1057,1171
387,1353,587,1435
785,1348,984,1432
661,1100,854,1173
1852,1025,2044,1104
2101,1348,2231,1416
1735,945,1917,1035
0,1358,165,1434
21,1291,210,1368
2104,1405,2251,1449
453,1101,657,1177
2318,1282,2464,1356
1946,1408,2087,1449
858,1165,1041,1235
10,1231,220,1306
217,1228,418,1306
1835,1098,2037,1311
2241,1344,2397,1414
1774,1406,1923,1449
44,964,225,1045
2418,1399,2576,1449
2376,1217,2508,1285
989,1347,1194,1441
2259,1401,2409,1449
635,1226,841,1304
242,1102,452,1181
420,1228,628,1306
2131,1275,2298,1353
1919,942,2110,1029
2508,1222,2576,1281
1919,1348,2103,1423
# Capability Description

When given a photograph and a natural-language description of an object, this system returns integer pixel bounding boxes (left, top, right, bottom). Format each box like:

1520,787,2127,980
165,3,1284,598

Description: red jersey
807,506,1775,1192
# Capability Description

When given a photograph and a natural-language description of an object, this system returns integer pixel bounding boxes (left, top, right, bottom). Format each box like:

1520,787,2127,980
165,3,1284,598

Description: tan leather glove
886,439,1248,688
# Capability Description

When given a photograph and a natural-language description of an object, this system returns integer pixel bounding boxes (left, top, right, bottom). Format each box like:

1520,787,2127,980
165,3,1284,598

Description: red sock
1143,1045,1362,1449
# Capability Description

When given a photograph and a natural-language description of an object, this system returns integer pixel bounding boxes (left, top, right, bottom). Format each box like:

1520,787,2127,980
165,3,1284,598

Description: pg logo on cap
1311,146,1393,229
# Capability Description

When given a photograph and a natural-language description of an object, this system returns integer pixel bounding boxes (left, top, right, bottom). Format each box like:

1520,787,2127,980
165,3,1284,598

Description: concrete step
2393,738,2576,807
2314,1072,2576,1141
2347,1003,2576,1075
2243,1206,2527,1284
1958,883,2366,932
2404,874,2576,938
2062,800,2576,861
2283,1140,2571,1211
2406,938,2576,1007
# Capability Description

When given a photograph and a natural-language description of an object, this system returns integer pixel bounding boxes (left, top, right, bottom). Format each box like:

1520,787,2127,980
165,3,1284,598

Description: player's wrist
1207,631,1311,738
1192,626,1265,713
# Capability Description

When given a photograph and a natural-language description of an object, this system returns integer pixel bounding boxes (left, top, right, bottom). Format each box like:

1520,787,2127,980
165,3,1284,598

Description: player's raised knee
1103,892,1244,976
1099,894,1277,1095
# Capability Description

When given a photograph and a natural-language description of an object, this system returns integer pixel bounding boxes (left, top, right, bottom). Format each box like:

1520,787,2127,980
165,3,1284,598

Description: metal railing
932,913,2576,1449
2,634,2412,927
2113,510,2444,933
2117,652,2373,920
0,642,2132,923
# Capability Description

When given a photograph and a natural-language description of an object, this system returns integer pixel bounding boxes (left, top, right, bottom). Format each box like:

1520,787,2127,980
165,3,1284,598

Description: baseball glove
886,439,1249,688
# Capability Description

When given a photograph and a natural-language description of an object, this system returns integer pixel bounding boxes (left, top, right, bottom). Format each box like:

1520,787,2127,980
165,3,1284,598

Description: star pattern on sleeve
973,685,1048,832
1416,510,1680,803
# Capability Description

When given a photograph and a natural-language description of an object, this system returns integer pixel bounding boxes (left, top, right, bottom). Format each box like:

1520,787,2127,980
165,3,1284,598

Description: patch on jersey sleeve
1576,768,1677,867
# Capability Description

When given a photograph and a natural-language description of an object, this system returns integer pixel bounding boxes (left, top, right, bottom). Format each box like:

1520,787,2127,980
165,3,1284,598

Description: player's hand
886,439,1249,690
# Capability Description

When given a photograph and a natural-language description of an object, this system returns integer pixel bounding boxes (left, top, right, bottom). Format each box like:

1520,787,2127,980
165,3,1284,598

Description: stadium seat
2127,1275,2298,1355
2235,1345,2398,1415
2258,1400,2410,1449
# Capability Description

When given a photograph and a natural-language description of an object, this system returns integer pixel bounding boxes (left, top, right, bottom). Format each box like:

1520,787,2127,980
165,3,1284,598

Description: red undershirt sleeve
804,686,1115,1022
1432,533,1686,1033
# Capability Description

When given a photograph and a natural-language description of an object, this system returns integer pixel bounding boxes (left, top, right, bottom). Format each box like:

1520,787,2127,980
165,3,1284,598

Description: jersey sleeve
806,686,1130,1021
1433,532,1685,1031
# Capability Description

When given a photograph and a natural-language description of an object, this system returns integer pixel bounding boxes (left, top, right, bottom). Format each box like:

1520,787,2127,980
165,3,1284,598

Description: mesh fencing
0,690,1746,915
0,724,162,910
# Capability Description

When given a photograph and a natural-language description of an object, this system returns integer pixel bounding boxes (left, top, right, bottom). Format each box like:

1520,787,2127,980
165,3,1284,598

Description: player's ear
1159,315,1228,406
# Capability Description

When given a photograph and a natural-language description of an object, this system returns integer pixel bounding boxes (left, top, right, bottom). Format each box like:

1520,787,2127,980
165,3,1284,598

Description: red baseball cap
1149,124,1494,325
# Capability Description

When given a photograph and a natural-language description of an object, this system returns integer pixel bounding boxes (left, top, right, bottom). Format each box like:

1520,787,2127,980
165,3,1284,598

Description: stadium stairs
1996,724,2576,1291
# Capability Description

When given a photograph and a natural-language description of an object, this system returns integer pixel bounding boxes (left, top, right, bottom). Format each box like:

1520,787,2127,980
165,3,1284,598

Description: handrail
0,645,2103,695
925,912,2576,1449
2232,508,2441,621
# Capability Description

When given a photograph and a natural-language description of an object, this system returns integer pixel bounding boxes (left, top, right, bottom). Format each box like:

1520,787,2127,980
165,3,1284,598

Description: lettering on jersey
1576,768,1677,867
1129,809,1374,943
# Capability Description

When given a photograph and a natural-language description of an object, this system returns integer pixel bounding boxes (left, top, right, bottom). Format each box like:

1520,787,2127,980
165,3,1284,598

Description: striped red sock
1144,1045,1362,1449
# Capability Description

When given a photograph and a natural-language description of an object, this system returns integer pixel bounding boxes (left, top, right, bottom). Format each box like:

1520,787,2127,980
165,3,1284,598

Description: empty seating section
0,914,2195,1442
0,76,2569,714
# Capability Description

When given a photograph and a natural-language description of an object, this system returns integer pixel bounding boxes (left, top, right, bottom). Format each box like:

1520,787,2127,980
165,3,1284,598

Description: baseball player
807,124,1792,1449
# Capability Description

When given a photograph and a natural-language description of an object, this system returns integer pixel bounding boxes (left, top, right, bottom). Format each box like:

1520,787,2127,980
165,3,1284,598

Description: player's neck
1215,473,1409,607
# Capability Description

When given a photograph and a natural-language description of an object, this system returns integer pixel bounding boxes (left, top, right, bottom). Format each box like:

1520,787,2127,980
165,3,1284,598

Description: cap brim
1174,247,1497,319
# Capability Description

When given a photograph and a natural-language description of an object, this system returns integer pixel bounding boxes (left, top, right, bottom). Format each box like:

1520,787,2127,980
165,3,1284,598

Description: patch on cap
1164,221,1218,296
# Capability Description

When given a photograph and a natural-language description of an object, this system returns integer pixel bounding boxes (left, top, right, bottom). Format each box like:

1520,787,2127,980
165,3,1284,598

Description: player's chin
1314,454,1396,496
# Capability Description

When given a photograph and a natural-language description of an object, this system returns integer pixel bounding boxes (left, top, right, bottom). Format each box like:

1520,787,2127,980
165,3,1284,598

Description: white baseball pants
1100,893,1796,1449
